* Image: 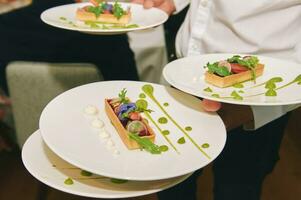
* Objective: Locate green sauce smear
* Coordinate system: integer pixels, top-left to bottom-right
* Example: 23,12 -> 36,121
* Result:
59,17 -> 67,21
231,91 -> 243,100
163,102 -> 169,107
203,87 -> 213,92
142,84 -> 210,159
185,126 -> 192,131
139,93 -> 146,98
136,99 -> 179,154
212,94 -> 220,98
265,89 -> 277,96
177,137 -> 186,144
265,82 -> 276,89
64,178 -> 74,185
159,145 -> 169,152
85,21 -> 139,30
81,170 -> 93,177
202,143 -> 210,148
233,83 -> 244,88
253,76 -> 283,88
158,117 -> 168,124
110,178 -> 128,184
276,74 -> 301,90
162,130 -> 170,135
238,90 -> 244,93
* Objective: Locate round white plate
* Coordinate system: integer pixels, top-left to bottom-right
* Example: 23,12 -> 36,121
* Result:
22,131 -> 192,199
163,54 -> 301,106
39,81 -> 226,181
41,2 -> 168,35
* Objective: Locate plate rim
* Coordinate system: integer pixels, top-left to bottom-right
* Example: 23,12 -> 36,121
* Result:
163,53 -> 301,106
22,130 -> 193,199
39,80 -> 227,181
40,2 -> 169,34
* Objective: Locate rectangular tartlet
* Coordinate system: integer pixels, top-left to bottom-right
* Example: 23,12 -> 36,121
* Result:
76,8 -> 131,24
205,64 -> 265,88
104,99 -> 155,149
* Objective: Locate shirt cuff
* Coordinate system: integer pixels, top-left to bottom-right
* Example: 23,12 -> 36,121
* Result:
172,0 -> 189,14
244,104 -> 301,130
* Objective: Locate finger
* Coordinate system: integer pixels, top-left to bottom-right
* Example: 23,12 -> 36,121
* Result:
144,0 -> 154,8
131,0 -> 144,4
201,99 -> 222,112
152,0 -> 165,6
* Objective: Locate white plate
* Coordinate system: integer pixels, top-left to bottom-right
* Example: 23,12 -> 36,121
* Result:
22,131 -> 192,199
39,81 -> 226,181
41,2 -> 168,35
163,54 -> 301,106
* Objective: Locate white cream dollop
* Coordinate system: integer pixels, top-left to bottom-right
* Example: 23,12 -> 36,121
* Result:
84,105 -> 98,115
92,118 -> 104,129
99,129 -> 110,139
113,149 -> 120,155
107,139 -> 115,147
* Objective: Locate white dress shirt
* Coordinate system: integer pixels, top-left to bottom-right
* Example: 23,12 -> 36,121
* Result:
173,0 -> 301,129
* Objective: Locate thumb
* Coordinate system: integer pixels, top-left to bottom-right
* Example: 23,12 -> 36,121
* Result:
201,99 -> 222,112
144,0 -> 155,8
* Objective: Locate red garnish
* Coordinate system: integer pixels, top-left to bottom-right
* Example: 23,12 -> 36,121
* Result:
89,0 -> 100,6
103,10 -> 111,14
231,63 -> 248,74
129,112 -> 141,121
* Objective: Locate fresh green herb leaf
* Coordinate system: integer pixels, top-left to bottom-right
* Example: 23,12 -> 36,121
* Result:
128,133 -> 161,154
118,88 -> 129,104
113,1 -> 125,19
87,5 -> 105,17
206,62 -> 231,77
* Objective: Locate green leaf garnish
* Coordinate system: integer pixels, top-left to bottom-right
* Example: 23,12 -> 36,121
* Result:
113,1 -> 125,19
118,88 -> 129,104
227,55 -> 259,82
128,133 -> 161,154
206,62 -> 231,77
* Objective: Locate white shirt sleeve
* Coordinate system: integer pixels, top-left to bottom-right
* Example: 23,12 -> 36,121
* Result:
245,104 -> 301,130
172,0 -> 190,14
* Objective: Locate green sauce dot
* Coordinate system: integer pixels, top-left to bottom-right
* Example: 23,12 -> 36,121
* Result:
265,89 -> 277,96
231,91 -> 243,100
203,87 -> 213,92
177,137 -> 186,144
159,145 -> 169,152
294,74 -> 301,82
202,143 -> 210,148
139,93 -> 146,98
158,117 -> 168,124
238,90 -> 244,93
162,130 -> 170,135
136,99 -> 148,109
212,94 -> 220,98
110,178 -> 128,184
265,82 -> 276,89
233,83 -> 244,88
185,126 -> 192,131
81,170 -> 93,177
59,17 -> 67,20
64,178 -> 74,185
163,102 -> 169,107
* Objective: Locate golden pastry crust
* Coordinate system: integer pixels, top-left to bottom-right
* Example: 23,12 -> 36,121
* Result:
205,64 -> 265,88
104,99 -> 155,149
76,7 -> 131,24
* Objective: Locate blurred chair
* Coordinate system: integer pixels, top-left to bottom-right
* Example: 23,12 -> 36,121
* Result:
128,26 -> 168,84
6,61 -> 102,147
